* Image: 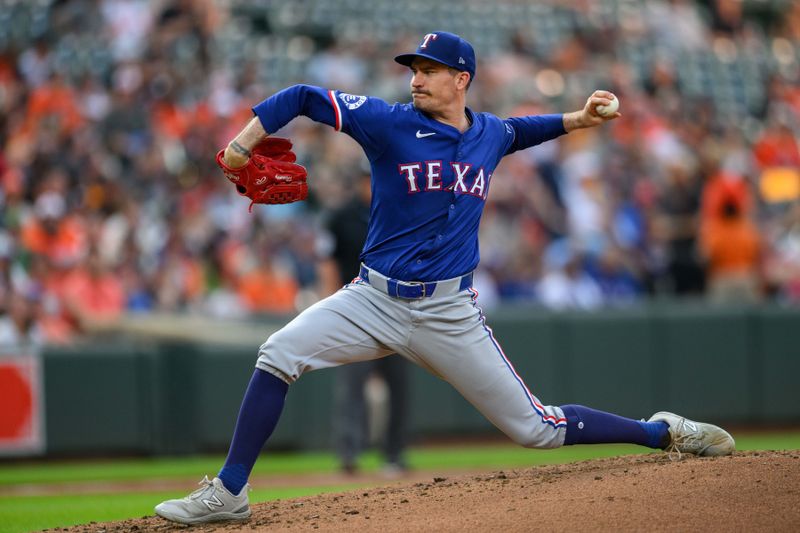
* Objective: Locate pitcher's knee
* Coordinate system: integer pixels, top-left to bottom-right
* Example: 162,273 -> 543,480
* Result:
256,331 -> 299,384
512,426 -> 566,449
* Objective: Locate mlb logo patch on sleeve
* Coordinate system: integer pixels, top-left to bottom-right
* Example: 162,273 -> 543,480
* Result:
338,93 -> 367,110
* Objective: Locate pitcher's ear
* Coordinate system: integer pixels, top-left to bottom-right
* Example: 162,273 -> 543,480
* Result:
458,71 -> 471,90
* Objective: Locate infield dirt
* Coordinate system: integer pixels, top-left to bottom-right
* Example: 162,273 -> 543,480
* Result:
55,450 -> 799,532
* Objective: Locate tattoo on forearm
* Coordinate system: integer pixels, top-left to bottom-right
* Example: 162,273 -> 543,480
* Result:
231,141 -> 251,157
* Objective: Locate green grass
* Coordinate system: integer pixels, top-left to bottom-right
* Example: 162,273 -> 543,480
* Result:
0,486 -> 360,533
1,431 -> 798,533
0,453 -> 342,486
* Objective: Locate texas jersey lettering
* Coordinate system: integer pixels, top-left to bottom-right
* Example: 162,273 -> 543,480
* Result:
253,85 -> 566,281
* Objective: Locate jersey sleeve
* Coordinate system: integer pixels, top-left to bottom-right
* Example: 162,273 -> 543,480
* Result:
252,84 -> 336,133
252,84 -> 391,160
330,90 -> 392,160
503,114 -> 567,155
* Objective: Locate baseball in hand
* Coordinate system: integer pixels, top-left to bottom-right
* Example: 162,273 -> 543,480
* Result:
596,95 -> 619,117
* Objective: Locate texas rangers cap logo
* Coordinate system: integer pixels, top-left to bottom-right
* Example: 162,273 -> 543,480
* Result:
420,33 -> 438,48
394,31 -> 476,80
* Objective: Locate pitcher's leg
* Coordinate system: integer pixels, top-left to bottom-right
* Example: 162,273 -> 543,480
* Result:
560,404 -> 669,448
409,293 -> 670,450
407,296 -> 567,449
221,286 -> 397,494
257,284 -> 397,382
218,369 -> 288,494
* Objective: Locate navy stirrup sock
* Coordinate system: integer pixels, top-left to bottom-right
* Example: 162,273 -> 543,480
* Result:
560,404 -> 669,449
218,369 -> 289,495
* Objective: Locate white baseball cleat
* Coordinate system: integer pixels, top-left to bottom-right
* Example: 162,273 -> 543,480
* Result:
648,411 -> 735,458
154,476 -> 251,524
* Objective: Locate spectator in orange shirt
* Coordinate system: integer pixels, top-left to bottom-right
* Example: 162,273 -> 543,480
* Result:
699,196 -> 762,304
236,249 -> 298,315
701,171 -> 753,223
20,192 -> 87,268
24,73 -> 84,136
61,248 -> 125,333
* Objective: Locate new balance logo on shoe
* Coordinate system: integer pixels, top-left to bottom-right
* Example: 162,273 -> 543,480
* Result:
155,476 -> 250,525
202,495 -> 224,511
416,130 -> 436,138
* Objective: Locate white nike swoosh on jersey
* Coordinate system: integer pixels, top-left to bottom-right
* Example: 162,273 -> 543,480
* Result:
416,130 -> 436,138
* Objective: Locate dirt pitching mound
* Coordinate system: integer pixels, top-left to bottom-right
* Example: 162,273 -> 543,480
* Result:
58,451 -> 799,532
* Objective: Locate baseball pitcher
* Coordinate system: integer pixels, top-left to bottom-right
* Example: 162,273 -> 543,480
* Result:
155,31 -> 734,525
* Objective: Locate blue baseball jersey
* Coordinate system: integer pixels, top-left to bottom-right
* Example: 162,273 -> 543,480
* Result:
253,85 -> 566,282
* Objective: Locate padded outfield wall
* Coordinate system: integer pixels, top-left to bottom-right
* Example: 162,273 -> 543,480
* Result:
33,304 -> 800,456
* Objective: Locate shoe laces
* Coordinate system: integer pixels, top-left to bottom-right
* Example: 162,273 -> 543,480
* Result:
665,440 -> 683,461
664,417 -> 703,461
188,476 -> 216,500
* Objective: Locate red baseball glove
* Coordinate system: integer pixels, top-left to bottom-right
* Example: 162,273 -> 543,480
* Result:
216,137 -> 308,211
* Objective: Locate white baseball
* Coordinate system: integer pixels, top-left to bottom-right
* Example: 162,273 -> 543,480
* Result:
596,95 -> 619,117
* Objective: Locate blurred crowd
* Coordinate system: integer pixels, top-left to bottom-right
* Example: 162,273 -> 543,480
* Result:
1,0 -> 799,346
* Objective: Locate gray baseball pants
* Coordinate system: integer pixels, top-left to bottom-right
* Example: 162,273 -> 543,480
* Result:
256,275 -> 566,449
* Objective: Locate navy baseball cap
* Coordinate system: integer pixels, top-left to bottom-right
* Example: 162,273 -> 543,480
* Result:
394,31 -> 476,80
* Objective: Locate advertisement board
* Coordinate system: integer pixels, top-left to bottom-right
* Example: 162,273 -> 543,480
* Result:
0,350 -> 44,455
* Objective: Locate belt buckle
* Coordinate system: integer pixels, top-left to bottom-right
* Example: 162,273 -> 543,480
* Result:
399,280 -> 426,299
